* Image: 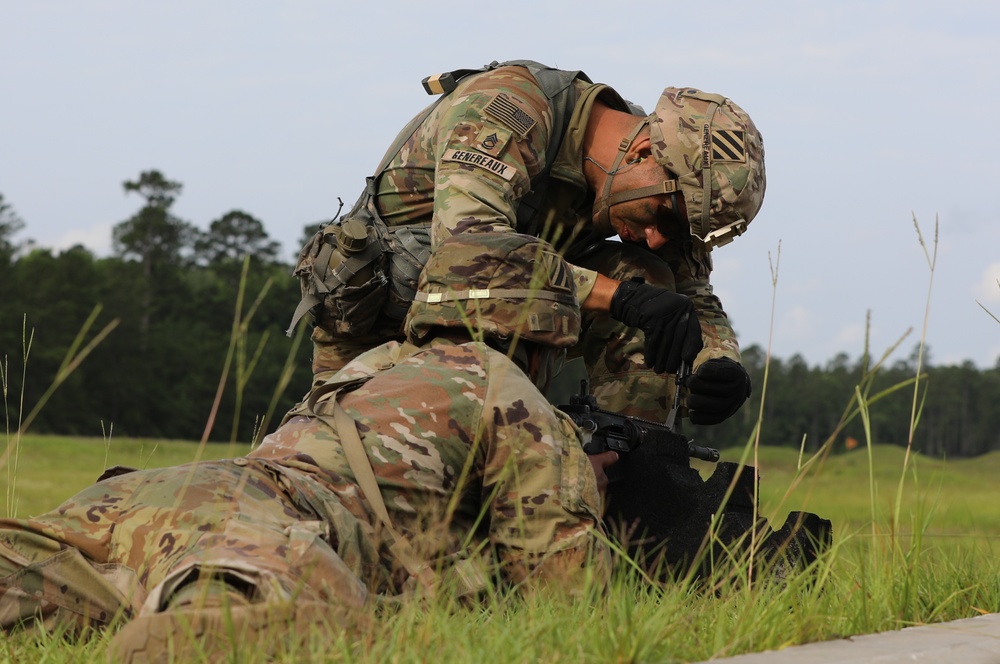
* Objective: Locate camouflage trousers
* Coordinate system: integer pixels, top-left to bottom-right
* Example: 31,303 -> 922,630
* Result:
309,240 -> 678,421
0,459 -> 370,633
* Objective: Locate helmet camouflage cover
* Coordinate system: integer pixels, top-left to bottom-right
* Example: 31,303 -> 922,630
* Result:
649,87 -> 766,250
405,232 -> 580,348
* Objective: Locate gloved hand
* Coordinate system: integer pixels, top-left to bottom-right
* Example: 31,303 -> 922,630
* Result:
686,358 -> 752,425
609,277 -> 703,374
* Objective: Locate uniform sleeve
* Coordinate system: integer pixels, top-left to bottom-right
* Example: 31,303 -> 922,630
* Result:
477,352 -> 610,591
659,239 -> 742,368
424,68 -> 600,302
425,67 -> 552,245
571,265 -> 599,304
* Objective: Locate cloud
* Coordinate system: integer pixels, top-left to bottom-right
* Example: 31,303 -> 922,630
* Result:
775,306 -> 817,342
53,223 -> 113,256
977,262 -> 1000,303
833,322 -> 868,349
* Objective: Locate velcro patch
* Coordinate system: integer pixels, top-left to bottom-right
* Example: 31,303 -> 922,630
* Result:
484,93 -> 537,137
541,250 -> 574,293
710,130 -> 746,162
473,124 -> 512,158
442,149 -> 517,181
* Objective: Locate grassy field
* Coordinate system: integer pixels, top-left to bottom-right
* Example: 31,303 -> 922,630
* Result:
2,433 -> 999,662
3,434 -> 253,519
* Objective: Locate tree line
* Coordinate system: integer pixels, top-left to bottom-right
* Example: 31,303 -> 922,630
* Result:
688,346 -> 1000,458
1,172 -> 315,443
2,173 -> 999,456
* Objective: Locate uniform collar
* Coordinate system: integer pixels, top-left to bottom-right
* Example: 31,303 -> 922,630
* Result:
549,82 -> 634,194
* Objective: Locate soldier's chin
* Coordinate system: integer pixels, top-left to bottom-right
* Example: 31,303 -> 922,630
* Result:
617,228 -> 645,245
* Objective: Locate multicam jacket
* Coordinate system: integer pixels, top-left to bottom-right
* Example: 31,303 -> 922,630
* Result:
368,61 -> 740,365
253,336 -> 609,589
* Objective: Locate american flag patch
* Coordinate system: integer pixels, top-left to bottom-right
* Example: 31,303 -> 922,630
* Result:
484,94 -> 536,137
711,130 -> 746,162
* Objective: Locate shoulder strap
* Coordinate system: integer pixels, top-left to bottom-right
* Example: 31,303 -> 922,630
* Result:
298,373 -> 439,595
368,60 -> 590,216
336,63 -> 505,227
368,62 -> 506,187
325,61 -> 587,300
329,399 -> 441,594
296,344 -> 488,597
492,60 -> 591,236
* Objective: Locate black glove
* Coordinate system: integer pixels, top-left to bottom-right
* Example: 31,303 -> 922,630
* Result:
609,277 -> 703,374
686,358 -> 752,425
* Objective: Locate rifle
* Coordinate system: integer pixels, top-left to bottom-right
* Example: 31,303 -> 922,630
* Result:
558,380 -> 719,464
557,378 -> 831,581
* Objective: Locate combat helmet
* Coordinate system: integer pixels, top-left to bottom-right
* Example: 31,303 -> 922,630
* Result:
405,232 -> 580,348
649,87 -> 766,250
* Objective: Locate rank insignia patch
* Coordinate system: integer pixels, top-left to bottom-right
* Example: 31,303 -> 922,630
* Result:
473,124 -> 512,158
484,93 -> 537,137
710,130 -> 746,163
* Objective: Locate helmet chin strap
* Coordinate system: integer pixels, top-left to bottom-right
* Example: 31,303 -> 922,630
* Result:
696,99 -> 722,244
592,118 -> 680,229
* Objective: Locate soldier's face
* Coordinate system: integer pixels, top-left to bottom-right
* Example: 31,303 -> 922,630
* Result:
613,200 -> 667,248
602,155 -> 688,250
611,195 -> 687,250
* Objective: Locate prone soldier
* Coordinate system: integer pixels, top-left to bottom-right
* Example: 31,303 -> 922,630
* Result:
0,233 -> 615,662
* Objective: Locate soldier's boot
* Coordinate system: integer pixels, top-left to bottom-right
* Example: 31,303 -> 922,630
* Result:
107,580 -> 362,663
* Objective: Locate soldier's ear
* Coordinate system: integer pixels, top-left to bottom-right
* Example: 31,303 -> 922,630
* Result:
626,132 -> 653,161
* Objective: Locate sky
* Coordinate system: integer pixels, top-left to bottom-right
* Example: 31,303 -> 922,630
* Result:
3,0 -> 1000,369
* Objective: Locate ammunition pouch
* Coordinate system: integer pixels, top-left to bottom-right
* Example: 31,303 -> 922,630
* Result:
287,59 -> 592,339
287,201 -> 433,338
384,224 -> 432,320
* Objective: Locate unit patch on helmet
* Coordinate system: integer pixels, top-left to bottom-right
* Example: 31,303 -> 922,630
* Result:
484,93 -> 537,137
710,129 -> 746,163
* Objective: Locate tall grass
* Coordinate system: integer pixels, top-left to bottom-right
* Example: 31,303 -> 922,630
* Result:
4,215 -> 999,662
2,306 -> 119,518
17,304 -> 120,435
0,316 -> 29,518
199,254 -> 308,449
200,254 -> 273,447
4,450 -> 998,663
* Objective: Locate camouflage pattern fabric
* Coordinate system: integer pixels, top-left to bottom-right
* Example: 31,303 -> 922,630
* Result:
0,459 -> 368,632
0,337 -> 608,633
263,337 -> 609,589
567,240 -> 733,420
405,232 -> 580,350
309,63 -> 742,421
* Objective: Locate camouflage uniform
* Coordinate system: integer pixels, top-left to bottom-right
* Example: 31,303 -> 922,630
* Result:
259,337 -> 608,589
308,63 -> 741,420
0,460 -> 368,632
0,339 -> 607,633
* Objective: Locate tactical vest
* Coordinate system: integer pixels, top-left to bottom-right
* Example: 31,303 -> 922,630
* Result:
288,60 -> 592,337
